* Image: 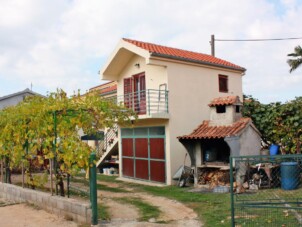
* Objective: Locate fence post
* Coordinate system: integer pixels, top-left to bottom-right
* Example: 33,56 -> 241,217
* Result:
0,158 -> 3,183
5,157 -> 9,183
53,111 -> 58,195
89,152 -> 98,225
230,156 -> 235,227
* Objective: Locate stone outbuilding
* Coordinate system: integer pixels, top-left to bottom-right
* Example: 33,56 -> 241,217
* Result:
178,96 -> 261,185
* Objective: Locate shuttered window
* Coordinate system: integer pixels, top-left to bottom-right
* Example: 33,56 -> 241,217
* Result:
219,75 -> 228,93
124,77 -> 133,108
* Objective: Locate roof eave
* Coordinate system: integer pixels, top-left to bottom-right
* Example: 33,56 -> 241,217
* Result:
101,39 -> 151,80
0,89 -> 44,101
151,52 -> 246,72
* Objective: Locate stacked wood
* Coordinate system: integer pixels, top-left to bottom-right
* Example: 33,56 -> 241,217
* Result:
198,168 -> 230,189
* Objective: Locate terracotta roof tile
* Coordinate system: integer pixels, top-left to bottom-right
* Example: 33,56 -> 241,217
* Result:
99,84 -> 117,94
208,96 -> 241,106
123,38 -> 245,71
90,82 -> 117,95
89,81 -> 116,90
178,117 -> 251,140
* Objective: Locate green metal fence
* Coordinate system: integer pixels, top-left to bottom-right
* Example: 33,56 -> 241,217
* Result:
230,154 -> 302,227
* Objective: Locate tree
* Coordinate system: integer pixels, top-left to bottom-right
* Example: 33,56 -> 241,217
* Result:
287,45 -> 302,73
243,95 -> 302,154
0,89 -> 135,191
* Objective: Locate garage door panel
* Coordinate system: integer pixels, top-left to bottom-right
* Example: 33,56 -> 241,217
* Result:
150,138 -> 165,159
135,138 -> 148,158
150,161 -> 165,183
122,158 -> 134,177
122,138 -> 133,157
135,159 -> 149,180
121,127 -> 165,183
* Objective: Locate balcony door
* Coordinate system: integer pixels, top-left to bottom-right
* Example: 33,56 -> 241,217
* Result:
134,73 -> 146,114
124,73 -> 146,114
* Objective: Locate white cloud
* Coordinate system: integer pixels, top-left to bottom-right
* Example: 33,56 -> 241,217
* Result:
0,0 -> 301,103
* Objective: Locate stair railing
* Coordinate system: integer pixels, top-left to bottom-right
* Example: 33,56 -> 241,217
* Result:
103,124 -> 118,153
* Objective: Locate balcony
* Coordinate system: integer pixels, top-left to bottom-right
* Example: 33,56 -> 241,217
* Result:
113,89 -> 169,119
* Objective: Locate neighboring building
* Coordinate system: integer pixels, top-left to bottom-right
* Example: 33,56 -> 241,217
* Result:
178,96 -> 261,186
89,81 -> 117,99
99,38 -> 246,185
0,88 -> 43,110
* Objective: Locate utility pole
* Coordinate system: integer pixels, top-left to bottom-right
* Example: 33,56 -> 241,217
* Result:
210,34 -> 215,56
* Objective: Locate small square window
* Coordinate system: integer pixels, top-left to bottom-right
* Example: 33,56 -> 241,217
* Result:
236,105 -> 240,113
219,75 -> 228,93
216,106 -> 226,113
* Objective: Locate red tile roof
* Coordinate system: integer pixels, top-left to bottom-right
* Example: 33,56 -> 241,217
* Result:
99,84 -> 117,94
90,82 -> 117,95
209,96 -> 241,107
89,81 -> 116,90
123,38 -> 245,71
178,118 -> 251,140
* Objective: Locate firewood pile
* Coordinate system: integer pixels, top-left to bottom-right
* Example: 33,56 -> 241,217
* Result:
198,168 -> 230,188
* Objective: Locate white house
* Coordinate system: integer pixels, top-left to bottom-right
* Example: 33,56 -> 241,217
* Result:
99,38 -> 246,185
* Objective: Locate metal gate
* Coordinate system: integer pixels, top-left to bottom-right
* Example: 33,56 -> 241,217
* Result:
230,154 -> 302,227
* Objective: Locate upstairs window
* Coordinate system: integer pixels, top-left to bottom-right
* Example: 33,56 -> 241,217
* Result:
219,75 -> 228,93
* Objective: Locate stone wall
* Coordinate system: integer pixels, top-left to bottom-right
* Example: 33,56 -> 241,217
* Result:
0,183 -> 91,224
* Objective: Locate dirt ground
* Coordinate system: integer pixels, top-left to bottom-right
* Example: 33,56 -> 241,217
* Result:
2,175 -> 203,226
98,181 -> 203,227
0,198 -> 79,227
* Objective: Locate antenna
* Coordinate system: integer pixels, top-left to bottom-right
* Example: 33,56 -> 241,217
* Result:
30,83 -> 33,91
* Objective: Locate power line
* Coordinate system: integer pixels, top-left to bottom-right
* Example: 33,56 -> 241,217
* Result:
215,37 -> 302,42
210,34 -> 302,56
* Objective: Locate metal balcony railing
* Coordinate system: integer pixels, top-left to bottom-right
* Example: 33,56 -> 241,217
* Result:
108,89 -> 169,115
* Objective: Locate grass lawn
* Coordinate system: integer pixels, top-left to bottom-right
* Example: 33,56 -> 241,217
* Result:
95,175 -> 302,226
116,197 -> 162,222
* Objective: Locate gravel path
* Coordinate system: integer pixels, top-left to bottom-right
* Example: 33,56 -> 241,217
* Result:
98,181 -> 203,226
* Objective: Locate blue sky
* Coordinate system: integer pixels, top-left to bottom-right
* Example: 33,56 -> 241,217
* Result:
0,0 -> 302,103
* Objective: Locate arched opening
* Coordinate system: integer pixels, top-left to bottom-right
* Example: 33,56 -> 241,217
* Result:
201,138 -> 230,163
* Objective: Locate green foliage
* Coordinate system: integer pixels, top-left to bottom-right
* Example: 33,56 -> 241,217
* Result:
26,171 -> 49,189
243,95 -> 302,153
0,89 -> 135,177
98,203 -> 111,221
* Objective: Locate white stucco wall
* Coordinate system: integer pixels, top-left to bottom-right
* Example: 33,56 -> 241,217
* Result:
116,55 -> 167,96
165,61 -> 243,184
239,126 -> 261,156
106,50 -> 243,185
209,105 -> 242,126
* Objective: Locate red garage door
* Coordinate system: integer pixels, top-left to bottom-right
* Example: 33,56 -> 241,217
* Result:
121,127 -> 165,183
149,138 -> 165,182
